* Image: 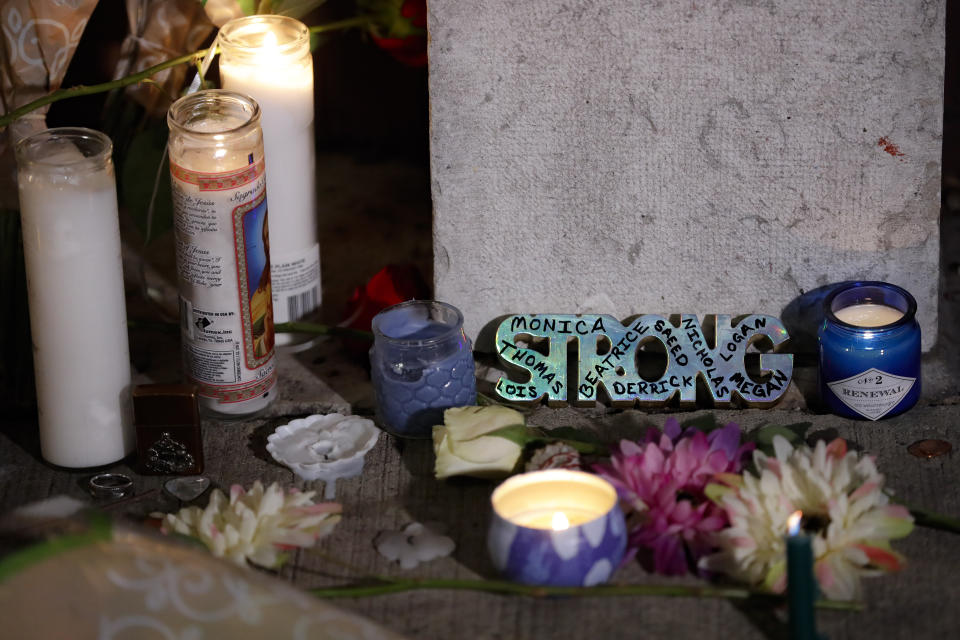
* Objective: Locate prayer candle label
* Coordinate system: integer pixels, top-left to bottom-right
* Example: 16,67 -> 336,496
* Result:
493,314 -> 793,407
825,368 -> 916,420
171,159 -> 277,404
270,243 -> 322,323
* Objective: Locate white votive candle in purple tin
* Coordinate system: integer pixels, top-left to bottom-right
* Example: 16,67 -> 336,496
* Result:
487,470 -> 627,587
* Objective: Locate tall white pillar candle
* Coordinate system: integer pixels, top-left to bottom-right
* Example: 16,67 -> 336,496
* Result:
15,128 -> 134,467
219,16 -> 320,348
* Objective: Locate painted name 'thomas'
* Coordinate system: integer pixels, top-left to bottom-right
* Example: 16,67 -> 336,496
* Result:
492,313 -> 793,408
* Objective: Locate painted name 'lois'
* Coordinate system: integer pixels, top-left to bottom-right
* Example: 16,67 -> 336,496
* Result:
493,314 -> 793,408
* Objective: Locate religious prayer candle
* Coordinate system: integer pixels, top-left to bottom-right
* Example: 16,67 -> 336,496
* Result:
15,128 -> 134,467
786,511 -> 818,640
488,470 -> 627,587
167,90 -> 277,417
369,300 -> 476,437
219,16 -> 321,348
818,281 -> 920,420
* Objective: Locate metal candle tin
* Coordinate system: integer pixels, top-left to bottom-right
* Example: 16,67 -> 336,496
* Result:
818,281 -> 921,420
487,470 -> 627,587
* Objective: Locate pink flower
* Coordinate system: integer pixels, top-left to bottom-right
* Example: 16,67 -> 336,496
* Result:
593,419 -> 753,575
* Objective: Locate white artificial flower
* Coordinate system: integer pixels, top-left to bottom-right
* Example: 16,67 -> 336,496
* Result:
432,406 -> 525,479
157,481 -> 341,569
700,436 -> 913,600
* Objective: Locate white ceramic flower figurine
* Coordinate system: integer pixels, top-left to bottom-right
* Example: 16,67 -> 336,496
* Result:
432,405 -> 525,479
157,481 -> 341,569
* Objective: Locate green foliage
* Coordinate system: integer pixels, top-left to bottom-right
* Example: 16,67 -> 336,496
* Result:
680,413 -> 722,433
120,125 -> 173,243
481,424 -> 608,456
242,0 -> 328,18
356,0 -> 425,38
751,422 -> 811,456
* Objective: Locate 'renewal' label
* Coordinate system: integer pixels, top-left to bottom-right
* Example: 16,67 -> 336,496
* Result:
826,368 -> 916,420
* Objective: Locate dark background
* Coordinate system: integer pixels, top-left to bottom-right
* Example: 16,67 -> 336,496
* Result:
48,0 -> 429,160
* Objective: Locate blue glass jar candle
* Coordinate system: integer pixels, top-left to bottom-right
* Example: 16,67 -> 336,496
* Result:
818,281 -> 920,420
370,300 -> 477,437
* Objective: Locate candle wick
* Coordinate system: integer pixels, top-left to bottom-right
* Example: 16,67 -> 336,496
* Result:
800,513 -> 830,533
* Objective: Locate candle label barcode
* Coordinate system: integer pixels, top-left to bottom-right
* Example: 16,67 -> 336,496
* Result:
171,157 -> 277,404
270,243 -> 322,323
826,368 -> 916,420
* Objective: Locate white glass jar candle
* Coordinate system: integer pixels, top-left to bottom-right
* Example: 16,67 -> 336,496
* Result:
15,128 -> 134,467
167,90 -> 277,417
219,15 -> 320,348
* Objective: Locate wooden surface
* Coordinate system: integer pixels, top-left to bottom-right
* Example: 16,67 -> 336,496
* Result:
2,335 -> 959,639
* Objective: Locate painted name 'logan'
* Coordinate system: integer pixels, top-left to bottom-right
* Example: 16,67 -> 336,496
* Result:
493,313 -> 793,408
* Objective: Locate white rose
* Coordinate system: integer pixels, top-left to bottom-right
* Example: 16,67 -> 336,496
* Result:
432,406 -> 525,479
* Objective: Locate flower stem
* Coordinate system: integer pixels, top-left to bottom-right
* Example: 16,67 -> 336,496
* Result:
309,577 -> 862,611
127,318 -> 373,341
0,17 -> 374,129
907,505 -> 960,534
0,49 -> 210,129
275,321 -> 373,341
309,16 -> 373,34
885,494 -> 960,535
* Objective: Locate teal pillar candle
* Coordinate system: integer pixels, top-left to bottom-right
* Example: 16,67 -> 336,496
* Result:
786,511 -> 818,640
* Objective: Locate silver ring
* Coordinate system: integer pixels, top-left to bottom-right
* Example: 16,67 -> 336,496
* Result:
88,473 -> 134,499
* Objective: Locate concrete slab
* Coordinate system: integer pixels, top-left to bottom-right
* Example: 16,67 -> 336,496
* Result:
429,1 -> 944,350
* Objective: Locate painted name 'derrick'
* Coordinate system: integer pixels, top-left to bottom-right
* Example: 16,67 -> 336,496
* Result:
493,314 -> 793,407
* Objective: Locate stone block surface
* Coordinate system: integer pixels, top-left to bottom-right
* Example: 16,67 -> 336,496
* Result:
429,1 -> 944,350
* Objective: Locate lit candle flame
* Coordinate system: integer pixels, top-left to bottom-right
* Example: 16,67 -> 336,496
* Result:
263,30 -> 278,49
787,510 -> 802,537
551,511 -> 570,531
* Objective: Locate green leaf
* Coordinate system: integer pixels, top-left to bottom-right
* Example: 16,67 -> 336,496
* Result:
120,126 -> 173,243
0,512 -> 112,583
545,426 -> 602,444
704,482 -> 730,504
680,413 -> 721,432
476,424 -> 535,448
270,0 -> 328,18
751,422 -> 811,455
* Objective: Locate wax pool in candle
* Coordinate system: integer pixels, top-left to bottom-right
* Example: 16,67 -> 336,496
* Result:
834,303 -> 904,327
17,132 -> 134,467
509,508 -> 602,530
219,17 -> 321,341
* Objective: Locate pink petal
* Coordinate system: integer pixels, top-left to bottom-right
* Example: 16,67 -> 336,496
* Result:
653,534 -> 688,575
850,481 -> 880,501
855,544 -> 904,571
814,559 -> 835,590
826,438 -> 847,459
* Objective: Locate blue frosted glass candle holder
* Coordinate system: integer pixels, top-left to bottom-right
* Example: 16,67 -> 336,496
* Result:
818,281 -> 921,420
488,470 -> 627,587
369,300 -> 477,437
